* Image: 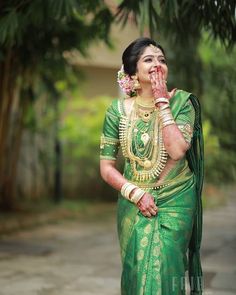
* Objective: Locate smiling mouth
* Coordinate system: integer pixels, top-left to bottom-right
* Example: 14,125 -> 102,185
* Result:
149,66 -> 162,74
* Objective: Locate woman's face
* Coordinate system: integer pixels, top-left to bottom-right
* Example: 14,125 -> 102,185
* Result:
136,45 -> 168,84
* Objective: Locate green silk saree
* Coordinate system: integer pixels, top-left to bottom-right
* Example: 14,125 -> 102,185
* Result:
100,90 -> 204,295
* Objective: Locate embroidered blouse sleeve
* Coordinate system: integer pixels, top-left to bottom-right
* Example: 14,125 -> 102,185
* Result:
100,99 -> 120,160
175,97 -> 195,145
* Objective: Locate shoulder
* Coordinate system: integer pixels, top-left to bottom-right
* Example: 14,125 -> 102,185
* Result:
170,89 -> 191,104
170,89 -> 199,117
105,98 -> 124,119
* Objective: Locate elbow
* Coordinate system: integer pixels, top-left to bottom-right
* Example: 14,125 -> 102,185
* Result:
170,152 -> 185,161
169,147 -> 188,161
168,141 -> 189,161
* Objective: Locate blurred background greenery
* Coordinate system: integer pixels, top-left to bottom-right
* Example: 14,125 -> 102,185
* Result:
0,0 -> 235,215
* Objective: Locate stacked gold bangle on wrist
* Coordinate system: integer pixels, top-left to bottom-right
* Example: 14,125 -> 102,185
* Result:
121,182 -> 137,200
154,97 -> 169,105
155,97 -> 175,127
121,182 -> 145,204
130,188 -> 146,204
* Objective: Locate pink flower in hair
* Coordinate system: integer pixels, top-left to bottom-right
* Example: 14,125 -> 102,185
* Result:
117,65 -> 136,97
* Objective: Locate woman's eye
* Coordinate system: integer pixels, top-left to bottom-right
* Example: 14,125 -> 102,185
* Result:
160,59 -> 167,64
144,58 -> 153,62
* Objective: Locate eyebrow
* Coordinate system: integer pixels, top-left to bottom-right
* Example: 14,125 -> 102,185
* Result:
142,54 -> 165,60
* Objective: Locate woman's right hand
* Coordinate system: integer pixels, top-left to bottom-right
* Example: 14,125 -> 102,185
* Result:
137,193 -> 158,217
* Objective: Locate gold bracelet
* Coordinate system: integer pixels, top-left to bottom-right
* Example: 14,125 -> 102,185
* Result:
154,97 -> 169,105
120,182 -> 129,196
130,188 -> 145,204
161,114 -> 174,122
124,184 -> 137,199
159,110 -> 172,118
159,104 -> 170,111
162,119 -> 175,127
121,182 -> 137,200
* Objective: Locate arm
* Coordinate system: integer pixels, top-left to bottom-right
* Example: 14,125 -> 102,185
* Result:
162,123 -> 190,161
150,67 -> 193,160
100,100 -> 157,217
100,158 -> 158,217
100,159 -> 126,191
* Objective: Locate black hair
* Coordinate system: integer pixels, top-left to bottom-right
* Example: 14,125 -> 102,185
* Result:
122,37 -> 165,76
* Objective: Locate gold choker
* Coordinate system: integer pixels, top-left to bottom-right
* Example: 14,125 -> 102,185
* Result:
136,96 -> 155,108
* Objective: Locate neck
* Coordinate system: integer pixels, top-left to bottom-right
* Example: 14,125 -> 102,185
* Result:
136,86 -> 155,108
137,85 -> 154,101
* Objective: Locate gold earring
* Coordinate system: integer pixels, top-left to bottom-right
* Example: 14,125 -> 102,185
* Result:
131,74 -> 141,90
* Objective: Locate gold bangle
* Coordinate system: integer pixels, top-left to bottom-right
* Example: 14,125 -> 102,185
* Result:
124,185 -> 137,200
120,182 -> 129,196
130,188 -> 145,204
121,182 -> 137,200
159,104 -> 170,111
162,120 -> 175,127
159,110 -> 172,117
161,114 -> 173,123
154,97 -> 169,105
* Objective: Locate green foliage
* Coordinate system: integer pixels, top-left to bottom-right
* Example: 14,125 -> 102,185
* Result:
117,0 -> 236,48
0,0 -> 113,47
199,35 -> 236,182
0,0 -> 113,88
202,120 -> 220,182
60,92 -> 111,187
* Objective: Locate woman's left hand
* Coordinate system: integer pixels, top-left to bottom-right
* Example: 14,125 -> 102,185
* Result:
149,66 -> 176,101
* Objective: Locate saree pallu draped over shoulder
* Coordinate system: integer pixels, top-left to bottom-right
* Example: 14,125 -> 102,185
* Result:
101,90 -> 204,295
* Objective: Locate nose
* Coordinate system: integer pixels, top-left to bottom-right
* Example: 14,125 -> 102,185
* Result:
152,60 -> 162,73
153,58 -> 161,68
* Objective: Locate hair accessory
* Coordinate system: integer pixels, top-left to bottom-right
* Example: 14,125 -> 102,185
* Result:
149,44 -> 159,53
117,65 -> 137,97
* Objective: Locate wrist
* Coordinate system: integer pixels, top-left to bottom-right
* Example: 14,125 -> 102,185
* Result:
154,97 -> 169,108
156,102 -> 166,108
120,182 -> 145,204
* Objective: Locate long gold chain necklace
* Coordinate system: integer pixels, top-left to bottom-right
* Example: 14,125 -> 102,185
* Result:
119,98 -> 168,182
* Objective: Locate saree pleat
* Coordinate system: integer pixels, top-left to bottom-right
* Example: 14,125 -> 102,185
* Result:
118,172 -> 197,295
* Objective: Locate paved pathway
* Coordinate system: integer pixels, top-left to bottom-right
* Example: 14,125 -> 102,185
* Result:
0,197 -> 235,295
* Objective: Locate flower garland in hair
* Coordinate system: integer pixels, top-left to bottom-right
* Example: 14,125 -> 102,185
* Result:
117,65 -> 137,97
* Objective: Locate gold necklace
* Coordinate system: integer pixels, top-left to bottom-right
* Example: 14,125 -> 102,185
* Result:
135,96 -> 155,122
136,95 -> 155,108
119,100 -> 168,182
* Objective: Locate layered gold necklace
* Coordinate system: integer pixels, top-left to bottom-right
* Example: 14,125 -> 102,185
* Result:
119,96 -> 168,182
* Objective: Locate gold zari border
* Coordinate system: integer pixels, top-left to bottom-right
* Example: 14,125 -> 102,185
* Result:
100,134 -> 120,149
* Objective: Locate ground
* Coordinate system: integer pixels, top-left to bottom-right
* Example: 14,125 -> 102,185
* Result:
0,195 -> 235,295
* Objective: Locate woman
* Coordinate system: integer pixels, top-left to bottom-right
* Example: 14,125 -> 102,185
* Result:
100,37 -> 204,295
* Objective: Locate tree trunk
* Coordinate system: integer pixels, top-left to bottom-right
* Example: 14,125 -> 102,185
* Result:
53,92 -> 63,203
0,50 -> 29,211
0,50 -> 18,210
